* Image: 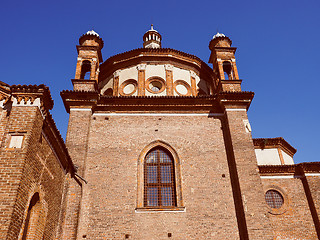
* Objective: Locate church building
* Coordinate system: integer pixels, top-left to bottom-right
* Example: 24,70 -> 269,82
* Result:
0,26 -> 319,239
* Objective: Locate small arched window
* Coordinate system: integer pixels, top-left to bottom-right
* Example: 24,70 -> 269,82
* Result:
222,61 -> 233,80
144,147 -> 176,207
21,193 -> 40,240
80,60 -> 91,79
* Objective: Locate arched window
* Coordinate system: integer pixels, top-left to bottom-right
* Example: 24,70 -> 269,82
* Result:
222,61 -> 233,80
80,60 -> 91,79
21,193 -> 40,240
144,147 -> 176,207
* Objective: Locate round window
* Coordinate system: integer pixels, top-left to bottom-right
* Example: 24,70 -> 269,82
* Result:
119,79 -> 137,96
123,83 -> 136,95
173,80 -> 191,96
265,190 -> 284,209
149,81 -> 162,92
146,77 -> 166,94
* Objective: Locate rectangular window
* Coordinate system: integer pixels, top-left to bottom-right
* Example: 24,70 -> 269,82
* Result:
9,135 -> 24,148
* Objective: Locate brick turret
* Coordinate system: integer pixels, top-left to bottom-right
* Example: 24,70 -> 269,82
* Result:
209,33 -> 241,92
73,30 -> 104,91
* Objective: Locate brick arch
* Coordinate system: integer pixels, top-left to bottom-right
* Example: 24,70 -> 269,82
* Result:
19,191 -> 48,240
136,140 -> 184,210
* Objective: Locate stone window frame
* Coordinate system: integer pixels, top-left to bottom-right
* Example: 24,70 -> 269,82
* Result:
136,140 -> 185,212
173,80 -> 192,96
264,185 -> 288,215
145,77 -> 166,94
7,132 -> 26,149
119,79 -> 138,96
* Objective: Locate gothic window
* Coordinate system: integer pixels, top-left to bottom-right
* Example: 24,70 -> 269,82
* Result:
144,147 -> 176,207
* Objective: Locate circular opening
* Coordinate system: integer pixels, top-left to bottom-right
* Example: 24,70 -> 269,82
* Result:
173,80 -> 191,96
176,84 -> 188,95
149,81 -> 162,93
123,83 -> 135,95
146,77 -> 166,94
265,190 -> 284,209
119,79 -> 137,96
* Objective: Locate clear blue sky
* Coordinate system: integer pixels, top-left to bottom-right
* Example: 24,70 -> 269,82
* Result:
1,0 -> 319,163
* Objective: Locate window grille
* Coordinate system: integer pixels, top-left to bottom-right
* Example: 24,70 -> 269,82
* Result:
144,147 -> 176,207
265,190 -> 284,209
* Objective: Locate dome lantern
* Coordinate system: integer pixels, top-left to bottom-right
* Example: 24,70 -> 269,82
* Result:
143,25 -> 162,49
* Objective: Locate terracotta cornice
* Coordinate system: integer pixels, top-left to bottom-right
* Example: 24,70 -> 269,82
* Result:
218,91 -> 254,110
60,90 -> 99,113
253,137 -> 297,157
259,162 -> 320,175
11,84 -> 54,110
60,92 -> 224,113
79,33 -> 104,49
96,97 -> 222,113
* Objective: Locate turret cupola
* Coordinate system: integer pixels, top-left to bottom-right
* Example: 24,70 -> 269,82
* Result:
73,30 -> 104,91
208,32 -> 241,92
143,25 -> 162,49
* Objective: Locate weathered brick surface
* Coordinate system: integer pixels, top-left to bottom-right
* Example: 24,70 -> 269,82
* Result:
70,114 -> 239,239
223,109 -> 274,239
261,177 -> 318,239
60,109 -> 91,239
0,105 -> 69,240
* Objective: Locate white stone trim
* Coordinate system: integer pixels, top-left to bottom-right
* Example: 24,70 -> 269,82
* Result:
0,99 -> 7,109
92,113 -> 223,117
11,97 -> 45,119
305,173 -> 320,177
137,64 -> 147,71
135,208 -> 186,213
225,108 -> 247,112
164,64 -> 174,71
12,97 -> 41,107
189,70 -> 197,78
113,70 -> 121,77
260,175 -> 300,179
70,108 -> 92,112
243,119 -> 252,133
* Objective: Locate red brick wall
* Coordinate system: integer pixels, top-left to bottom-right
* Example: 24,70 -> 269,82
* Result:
60,109 -> 92,239
0,106 -> 68,239
67,113 -> 242,239
223,109 -> 274,239
261,177 -> 318,239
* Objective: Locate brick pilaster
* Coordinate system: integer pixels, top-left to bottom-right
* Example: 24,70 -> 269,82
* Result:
60,109 -> 91,240
165,64 -> 173,96
137,64 -> 146,96
223,108 -> 274,239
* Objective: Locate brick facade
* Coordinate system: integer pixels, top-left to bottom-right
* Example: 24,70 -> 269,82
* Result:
1,28 -> 319,239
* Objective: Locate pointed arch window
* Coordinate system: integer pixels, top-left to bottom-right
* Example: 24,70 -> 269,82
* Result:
144,147 -> 176,207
